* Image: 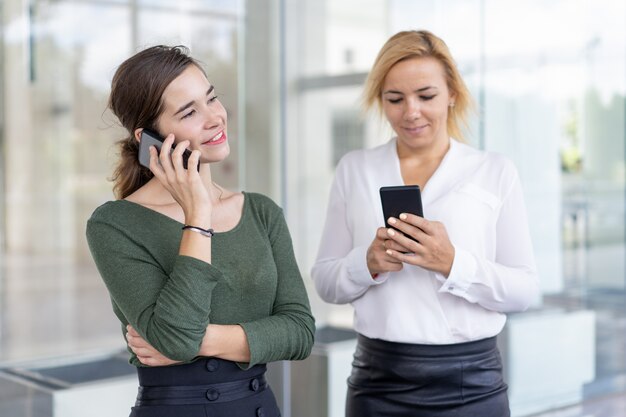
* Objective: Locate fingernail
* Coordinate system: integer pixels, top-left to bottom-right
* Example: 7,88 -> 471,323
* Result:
399,213 -> 407,220
386,249 -> 393,256
388,217 -> 396,225
387,229 -> 395,236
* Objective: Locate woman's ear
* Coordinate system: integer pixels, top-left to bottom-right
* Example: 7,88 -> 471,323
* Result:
134,128 -> 143,143
448,91 -> 457,107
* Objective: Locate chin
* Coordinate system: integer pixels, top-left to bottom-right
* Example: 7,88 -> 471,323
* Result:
202,147 -> 230,164
399,136 -> 433,148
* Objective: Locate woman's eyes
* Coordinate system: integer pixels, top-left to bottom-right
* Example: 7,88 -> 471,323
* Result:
181,110 -> 195,119
180,96 -> 219,120
387,95 -> 436,104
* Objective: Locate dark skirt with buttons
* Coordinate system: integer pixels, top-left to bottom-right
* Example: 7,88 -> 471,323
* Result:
346,334 -> 510,417
129,358 -> 280,417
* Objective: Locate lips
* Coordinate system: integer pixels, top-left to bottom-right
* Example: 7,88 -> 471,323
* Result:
202,131 -> 227,146
403,125 -> 428,135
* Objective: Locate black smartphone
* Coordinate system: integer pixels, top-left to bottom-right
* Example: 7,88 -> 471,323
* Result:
138,128 -> 197,171
379,185 -> 424,241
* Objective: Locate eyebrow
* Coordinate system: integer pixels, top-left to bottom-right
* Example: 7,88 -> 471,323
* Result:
383,86 -> 438,95
173,86 -> 215,116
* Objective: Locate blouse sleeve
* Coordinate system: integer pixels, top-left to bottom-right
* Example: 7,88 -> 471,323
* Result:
238,206 -> 315,368
311,158 -> 387,305
86,217 -> 223,362
437,167 -> 540,313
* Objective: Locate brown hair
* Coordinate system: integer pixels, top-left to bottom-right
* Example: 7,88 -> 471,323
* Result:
108,45 -> 204,199
363,30 -> 474,141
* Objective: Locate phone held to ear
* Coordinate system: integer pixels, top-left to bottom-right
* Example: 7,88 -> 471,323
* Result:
379,185 -> 423,242
138,128 -> 198,171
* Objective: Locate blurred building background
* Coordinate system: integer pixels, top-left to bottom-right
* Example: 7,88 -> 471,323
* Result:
0,0 -> 624,416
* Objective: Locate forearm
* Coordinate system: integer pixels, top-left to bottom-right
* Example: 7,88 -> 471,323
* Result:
312,245 -> 378,304
439,247 -> 539,312
198,324 -> 251,362
179,229 -> 212,264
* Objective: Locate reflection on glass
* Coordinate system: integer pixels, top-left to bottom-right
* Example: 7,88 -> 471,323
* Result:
0,0 -> 242,365
286,0 -> 625,415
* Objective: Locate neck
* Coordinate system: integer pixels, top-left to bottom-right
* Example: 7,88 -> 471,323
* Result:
198,163 -> 225,204
397,135 -> 450,163
145,163 -> 224,205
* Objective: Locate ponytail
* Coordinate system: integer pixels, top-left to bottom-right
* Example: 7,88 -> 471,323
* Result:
111,136 -> 153,199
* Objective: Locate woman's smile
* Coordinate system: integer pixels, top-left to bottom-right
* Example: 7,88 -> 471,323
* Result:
202,131 -> 227,146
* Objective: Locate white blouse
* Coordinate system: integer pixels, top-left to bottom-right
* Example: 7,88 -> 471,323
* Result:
311,138 -> 539,344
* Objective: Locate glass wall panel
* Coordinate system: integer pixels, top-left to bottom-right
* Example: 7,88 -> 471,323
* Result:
481,0 -> 626,403
285,0 -> 625,415
0,0 -> 624,415
0,0 -> 244,363
2,0 -> 132,362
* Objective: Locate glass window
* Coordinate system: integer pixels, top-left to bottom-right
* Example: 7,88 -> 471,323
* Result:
0,0 -> 243,363
284,0 -> 625,415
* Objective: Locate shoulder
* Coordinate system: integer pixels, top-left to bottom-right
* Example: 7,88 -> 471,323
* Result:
86,200 -> 146,239
453,139 -> 518,178
244,192 -> 285,224
244,192 -> 289,239
245,192 -> 282,211
88,200 -> 127,225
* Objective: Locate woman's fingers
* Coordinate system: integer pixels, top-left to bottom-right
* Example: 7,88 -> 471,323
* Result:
367,229 -> 406,275
187,149 -> 201,174
171,139 -> 191,177
387,218 -> 429,246
158,134 -> 176,174
384,217 -> 455,275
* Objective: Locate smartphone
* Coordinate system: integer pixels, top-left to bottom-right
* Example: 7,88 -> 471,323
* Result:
379,185 -> 424,241
138,128 -> 197,171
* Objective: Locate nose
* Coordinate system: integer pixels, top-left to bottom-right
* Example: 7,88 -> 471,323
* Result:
403,97 -> 421,121
201,106 -> 223,130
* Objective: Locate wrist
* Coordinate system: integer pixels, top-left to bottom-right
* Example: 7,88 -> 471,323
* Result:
185,214 -> 212,230
200,324 -> 219,357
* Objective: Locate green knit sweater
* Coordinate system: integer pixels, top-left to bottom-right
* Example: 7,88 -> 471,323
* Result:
86,192 -> 315,368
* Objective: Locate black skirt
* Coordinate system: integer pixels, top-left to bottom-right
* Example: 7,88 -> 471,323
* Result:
129,358 -> 281,417
346,334 -> 510,417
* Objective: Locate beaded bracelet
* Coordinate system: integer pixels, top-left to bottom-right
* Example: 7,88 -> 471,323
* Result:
182,225 -> 214,238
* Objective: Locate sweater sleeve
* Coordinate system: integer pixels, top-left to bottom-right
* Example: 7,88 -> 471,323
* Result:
238,205 -> 315,368
86,216 -> 223,362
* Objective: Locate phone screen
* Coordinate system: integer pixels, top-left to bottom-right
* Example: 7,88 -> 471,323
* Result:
138,128 -> 196,171
379,185 -> 423,240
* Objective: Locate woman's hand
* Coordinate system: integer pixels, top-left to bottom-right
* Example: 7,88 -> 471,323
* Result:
384,213 -> 455,277
126,325 -> 180,367
148,133 -> 211,226
366,227 -> 406,276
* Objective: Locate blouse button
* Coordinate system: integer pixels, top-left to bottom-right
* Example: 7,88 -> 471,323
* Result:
250,378 -> 260,391
256,407 -> 265,417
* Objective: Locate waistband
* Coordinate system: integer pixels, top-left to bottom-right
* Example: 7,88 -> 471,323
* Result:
135,358 -> 268,406
136,375 -> 268,406
136,357 -> 266,387
357,334 -> 498,359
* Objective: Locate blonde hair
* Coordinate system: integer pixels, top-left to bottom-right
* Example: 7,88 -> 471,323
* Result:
363,30 -> 474,141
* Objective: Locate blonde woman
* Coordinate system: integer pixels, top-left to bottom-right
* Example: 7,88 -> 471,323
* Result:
311,30 -> 539,416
